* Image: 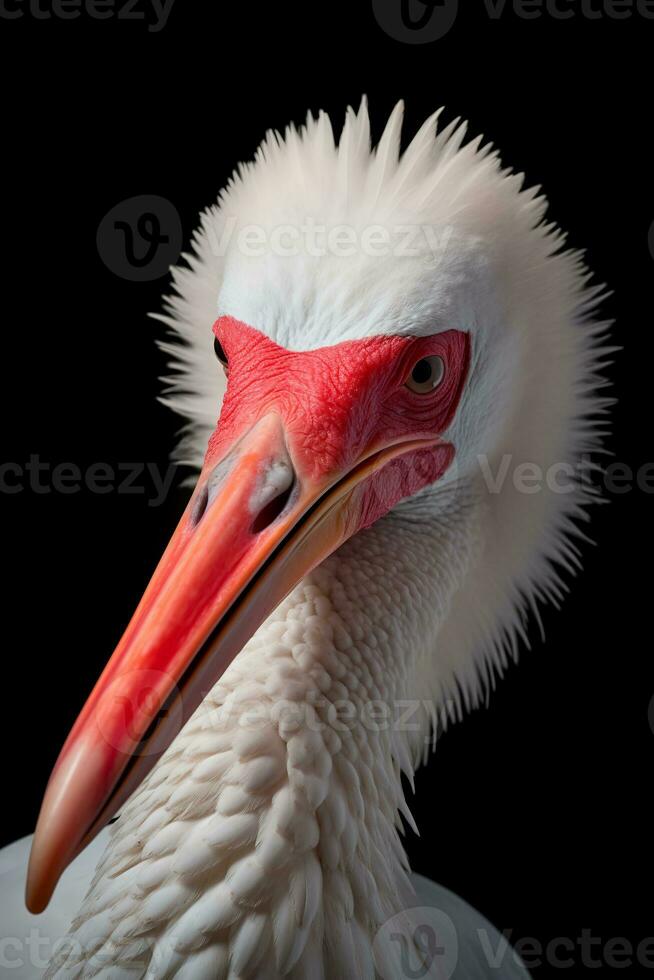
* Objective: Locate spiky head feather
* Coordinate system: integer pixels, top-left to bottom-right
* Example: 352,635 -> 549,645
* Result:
155,98 -> 611,714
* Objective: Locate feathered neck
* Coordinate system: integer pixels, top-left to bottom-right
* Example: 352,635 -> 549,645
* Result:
47,491 -> 480,978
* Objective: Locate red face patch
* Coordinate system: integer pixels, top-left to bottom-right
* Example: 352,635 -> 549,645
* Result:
206,316 -> 470,528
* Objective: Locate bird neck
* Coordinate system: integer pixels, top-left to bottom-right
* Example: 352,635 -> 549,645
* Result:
60,488 -> 479,976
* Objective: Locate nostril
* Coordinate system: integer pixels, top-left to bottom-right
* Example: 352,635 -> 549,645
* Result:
251,480 -> 295,533
189,451 -> 296,534
189,484 -> 208,527
189,453 -> 237,530
251,459 -> 296,534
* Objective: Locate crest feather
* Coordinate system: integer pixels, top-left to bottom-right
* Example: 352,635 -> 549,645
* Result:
154,102 -> 611,712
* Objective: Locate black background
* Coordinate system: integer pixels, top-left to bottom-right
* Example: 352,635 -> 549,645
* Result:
0,2 -> 652,976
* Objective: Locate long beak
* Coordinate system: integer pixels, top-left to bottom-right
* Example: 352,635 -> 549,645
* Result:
26,413 -> 446,913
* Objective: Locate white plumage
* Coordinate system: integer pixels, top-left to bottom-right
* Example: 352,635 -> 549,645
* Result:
2,99 -> 609,978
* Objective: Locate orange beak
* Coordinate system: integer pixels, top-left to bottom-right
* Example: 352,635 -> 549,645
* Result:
26,412 -> 446,913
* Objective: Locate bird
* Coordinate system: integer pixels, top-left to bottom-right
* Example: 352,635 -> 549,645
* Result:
0,98 -> 609,979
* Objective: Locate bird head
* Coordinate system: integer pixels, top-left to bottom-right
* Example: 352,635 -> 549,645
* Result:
26,100 -> 607,913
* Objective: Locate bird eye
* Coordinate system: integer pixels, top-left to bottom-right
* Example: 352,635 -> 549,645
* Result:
214,337 -> 228,370
405,355 -> 445,394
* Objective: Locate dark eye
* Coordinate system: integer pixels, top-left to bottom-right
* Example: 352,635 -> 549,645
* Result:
214,336 -> 228,370
405,355 -> 445,394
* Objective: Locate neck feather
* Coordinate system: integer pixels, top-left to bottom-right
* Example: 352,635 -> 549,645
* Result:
47,490 -> 479,979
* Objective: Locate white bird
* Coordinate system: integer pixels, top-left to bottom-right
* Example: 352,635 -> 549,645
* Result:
1,99 -> 608,979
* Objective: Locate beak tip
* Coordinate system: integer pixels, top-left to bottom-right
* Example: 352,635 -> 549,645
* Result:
25,847 -> 55,915
25,805 -> 68,914
25,887 -> 48,916
24,747 -> 96,915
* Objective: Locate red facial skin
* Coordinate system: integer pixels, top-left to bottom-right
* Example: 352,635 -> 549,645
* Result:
209,316 -> 470,529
